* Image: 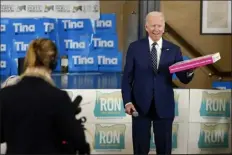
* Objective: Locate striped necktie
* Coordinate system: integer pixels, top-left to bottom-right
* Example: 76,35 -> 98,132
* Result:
150,42 -> 158,73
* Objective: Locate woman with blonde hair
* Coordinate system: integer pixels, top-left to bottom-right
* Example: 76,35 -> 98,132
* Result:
0,38 -> 90,154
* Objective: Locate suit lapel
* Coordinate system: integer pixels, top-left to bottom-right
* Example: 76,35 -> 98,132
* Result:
141,38 -> 153,68
158,39 -> 170,71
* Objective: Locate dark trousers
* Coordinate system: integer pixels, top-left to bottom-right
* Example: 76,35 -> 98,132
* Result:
132,100 -> 174,155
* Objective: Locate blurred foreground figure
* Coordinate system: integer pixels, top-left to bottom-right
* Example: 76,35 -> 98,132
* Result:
0,38 -> 90,154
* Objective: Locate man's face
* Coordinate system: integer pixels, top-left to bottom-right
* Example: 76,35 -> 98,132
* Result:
145,15 -> 165,42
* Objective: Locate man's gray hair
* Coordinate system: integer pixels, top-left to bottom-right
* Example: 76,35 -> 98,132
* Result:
145,11 -> 165,25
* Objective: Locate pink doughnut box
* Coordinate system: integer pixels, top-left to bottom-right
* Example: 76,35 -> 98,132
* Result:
169,52 -> 221,73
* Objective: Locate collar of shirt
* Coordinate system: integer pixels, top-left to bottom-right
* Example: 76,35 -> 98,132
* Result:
148,36 -> 163,51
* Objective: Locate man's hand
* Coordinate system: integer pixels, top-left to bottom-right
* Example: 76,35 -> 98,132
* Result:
188,67 -> 196,73
125,104 -> 136,115
187,68 -> 196,77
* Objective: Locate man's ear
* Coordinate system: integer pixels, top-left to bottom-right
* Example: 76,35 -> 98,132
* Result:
145,25 -> 148,32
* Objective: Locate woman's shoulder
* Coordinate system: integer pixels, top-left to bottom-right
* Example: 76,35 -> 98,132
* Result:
1,75 -> 21,88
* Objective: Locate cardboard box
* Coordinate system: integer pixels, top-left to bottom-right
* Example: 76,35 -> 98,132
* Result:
169,53 -> 221,73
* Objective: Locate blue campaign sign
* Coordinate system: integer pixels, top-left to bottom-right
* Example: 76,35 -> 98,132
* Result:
68,51 -> 98,72
59,33 -> 90,55
95,50 -> 122,72
212,81 -> 232,89
0,55 -> 11,76
0,18 -> 13,36
39,18 -> 57,39
57,18 -> 93,35
94,14 -> 116,34
11,18 -> 42,36
12,35 -> 37,58
90,33 -> 118,51
0,35 -> 11,57
9,58 -> 18,75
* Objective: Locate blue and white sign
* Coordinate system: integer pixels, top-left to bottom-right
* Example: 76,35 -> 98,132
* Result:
94,14 -> 116,34
96,50 -> 122,72
0,35 -> 11,57
0,55 -> 11,76
0,18 -> 13,36
11,18 -> 41,36
212,81 -> 232,89
68,52 -> 98,72
91,34 -> 118,51
59,33 -> 90,55
0,13 -> 122,76
12,35 -> 36,58
58,19 -> 93,35
39,18 -> 57,39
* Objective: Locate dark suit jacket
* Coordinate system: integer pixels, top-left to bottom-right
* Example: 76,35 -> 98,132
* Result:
121,38 -> 193,118
0,76 -> 87,154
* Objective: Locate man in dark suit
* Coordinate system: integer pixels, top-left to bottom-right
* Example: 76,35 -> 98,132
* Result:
121,11 -> 194,155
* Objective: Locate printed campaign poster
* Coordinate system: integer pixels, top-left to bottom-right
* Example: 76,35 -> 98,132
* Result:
189,89 -> 231,123
188,123 -> 231,154
173,89 -> 190,123
84,123 -> 133,154
1,1 -> 100,20
64,89 -> 132,123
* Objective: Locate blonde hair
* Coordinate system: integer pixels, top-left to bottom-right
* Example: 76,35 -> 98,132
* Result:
24,38 -> 58,71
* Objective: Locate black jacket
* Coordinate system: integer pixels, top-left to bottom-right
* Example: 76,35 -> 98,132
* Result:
0,76 -> 89,154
